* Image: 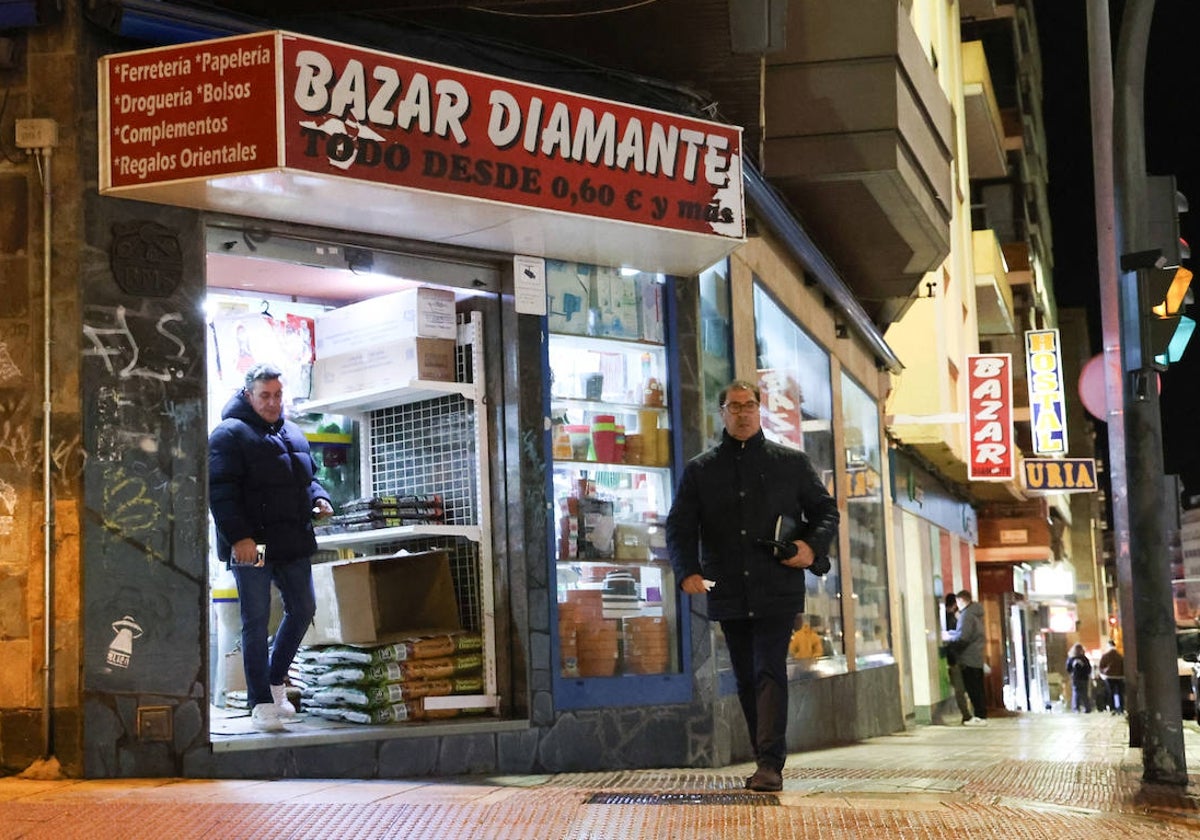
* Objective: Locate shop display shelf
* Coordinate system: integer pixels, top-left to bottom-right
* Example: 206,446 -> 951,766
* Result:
423,694 -> 499,712
304,431 -> 354,445
296,380 -> 477,415
316,523 -> 481,549
551,396 -> 669,414
548,332 -> 664,353
553,459 -> 671,473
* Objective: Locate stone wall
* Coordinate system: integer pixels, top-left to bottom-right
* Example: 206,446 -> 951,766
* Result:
0,5 -> 88,775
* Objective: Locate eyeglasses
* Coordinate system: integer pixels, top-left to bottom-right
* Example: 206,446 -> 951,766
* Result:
721,401 -> 760,414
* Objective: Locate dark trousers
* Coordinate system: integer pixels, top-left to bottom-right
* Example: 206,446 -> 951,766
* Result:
232,558 -> 317,707
948,662 -> 971,721
960,663 -> 987,719
719,614 -> 793,772
1105,677 -> 1125,712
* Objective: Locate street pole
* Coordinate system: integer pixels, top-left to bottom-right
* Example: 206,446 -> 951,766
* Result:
1110,0 -> 1187,784
1085,0 -> 1138,746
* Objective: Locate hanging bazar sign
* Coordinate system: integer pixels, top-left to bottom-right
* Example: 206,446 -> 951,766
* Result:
756,367 -> 804,452
97,31 -> 744,275
1022,457 -> 1097,493
965,353 -> 1014,481
1025,329 -> 1068,455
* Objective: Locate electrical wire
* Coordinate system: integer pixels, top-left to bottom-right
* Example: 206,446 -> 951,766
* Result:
466,0 -> 660,19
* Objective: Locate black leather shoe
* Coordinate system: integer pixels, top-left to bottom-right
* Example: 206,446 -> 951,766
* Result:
746,765 -> 783,792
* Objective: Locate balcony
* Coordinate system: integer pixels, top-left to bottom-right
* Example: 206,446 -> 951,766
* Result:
762,0 -> 954,330
962,41 -> 1008,180
974,229 -> 1016,336
960,0 -> 1003,20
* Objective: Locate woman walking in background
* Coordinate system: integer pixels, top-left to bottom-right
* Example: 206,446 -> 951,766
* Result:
1066,643 -> 1093,713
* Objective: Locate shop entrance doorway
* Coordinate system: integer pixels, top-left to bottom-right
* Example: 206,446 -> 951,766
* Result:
202,222 -> 505,744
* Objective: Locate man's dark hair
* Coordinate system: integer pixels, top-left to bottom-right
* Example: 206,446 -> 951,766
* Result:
718,380 -> 761,407
956,589 -> 974,603
244,362 -> 283,392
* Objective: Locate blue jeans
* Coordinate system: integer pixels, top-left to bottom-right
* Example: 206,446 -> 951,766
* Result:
720,614 -> 794,772
232,559 -> 316,707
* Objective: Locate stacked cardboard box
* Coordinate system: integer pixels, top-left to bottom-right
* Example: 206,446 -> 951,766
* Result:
311,287 -> 459,397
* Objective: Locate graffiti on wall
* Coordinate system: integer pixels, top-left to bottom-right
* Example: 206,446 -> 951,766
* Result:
0,339 -> 19,385
105,615 -> 143,670
0,478 -> 15,536
100,466 -> 162,541
0,394 -> 88,493
83,303 -> 189,383
0,394 -> 35,469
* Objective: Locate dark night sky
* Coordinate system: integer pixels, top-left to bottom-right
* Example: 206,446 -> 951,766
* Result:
1034,1 -> 1199,497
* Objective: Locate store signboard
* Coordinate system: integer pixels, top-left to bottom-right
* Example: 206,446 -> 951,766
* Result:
1022,457 -> 1097,493
98,32 -> 745,275
965,353 -> 1014,481
1025,329 -> 1068,455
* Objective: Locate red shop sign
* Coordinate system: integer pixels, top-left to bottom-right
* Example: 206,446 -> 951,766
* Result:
966,353 -> 1014,481
99,31 -> 744,241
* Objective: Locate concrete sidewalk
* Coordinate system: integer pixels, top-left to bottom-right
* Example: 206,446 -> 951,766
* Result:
1,712 -> 1198,839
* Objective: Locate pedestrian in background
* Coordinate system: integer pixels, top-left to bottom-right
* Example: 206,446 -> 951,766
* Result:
667,380 -> 839,792
943,589 -> 987,725
1066,643 -> 1094,713
942,592 -> 972,724
208,363 -> 334,732
1098,639 -> 1124,714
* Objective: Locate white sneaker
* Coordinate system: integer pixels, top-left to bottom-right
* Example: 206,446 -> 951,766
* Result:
963,717 -> 988,726
270,684 -> 297,717
250,703 -> 285,732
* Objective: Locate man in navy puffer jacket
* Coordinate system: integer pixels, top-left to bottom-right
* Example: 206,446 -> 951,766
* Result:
667,380 -> 839,792
209,363 -> 333,731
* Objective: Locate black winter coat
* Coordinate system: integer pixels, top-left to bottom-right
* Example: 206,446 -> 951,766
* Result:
1066,654 -> 1093,685
208,391 -> 330,564
666,430 -> 840,621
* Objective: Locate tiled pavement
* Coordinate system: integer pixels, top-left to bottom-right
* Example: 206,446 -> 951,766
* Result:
2,712 -> 1199,838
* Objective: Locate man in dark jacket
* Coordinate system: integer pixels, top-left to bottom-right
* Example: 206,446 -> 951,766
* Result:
209,363 -> 333,731
1098,639 -> 1124,713
666,380 -> 839,792
944,590 -> 987,725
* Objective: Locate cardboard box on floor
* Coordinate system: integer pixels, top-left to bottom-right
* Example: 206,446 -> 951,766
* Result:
303,549 -> 461,646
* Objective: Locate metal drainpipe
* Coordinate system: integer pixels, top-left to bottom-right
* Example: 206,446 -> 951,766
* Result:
38,145 -> 54,759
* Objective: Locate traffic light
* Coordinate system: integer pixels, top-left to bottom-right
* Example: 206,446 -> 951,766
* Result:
1146,175 -> 1189,266
1139,265 -> 1194,368
1140,175 -> 1194,369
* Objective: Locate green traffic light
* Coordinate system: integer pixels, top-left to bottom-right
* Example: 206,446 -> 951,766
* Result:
1154,315 -> 1196,367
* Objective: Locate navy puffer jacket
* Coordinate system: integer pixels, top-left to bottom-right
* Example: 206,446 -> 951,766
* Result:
666,430 -> 840,621
208,391 -> 330,564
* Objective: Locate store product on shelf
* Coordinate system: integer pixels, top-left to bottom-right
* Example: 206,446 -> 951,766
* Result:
314,493 -> 445,534
289,631 -> 485,724
624,616 -> 670,674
